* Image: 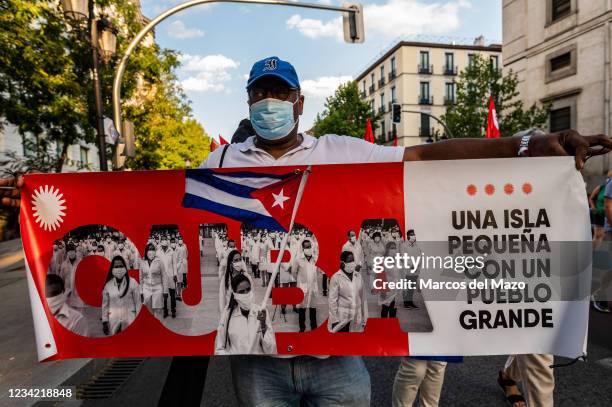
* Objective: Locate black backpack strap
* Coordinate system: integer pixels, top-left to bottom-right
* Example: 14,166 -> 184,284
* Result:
218,144 -> 230,168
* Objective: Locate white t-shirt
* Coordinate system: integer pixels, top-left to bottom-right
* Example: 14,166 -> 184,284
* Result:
200,133 -> 405,168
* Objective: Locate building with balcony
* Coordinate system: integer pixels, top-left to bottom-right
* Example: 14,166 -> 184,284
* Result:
356,36 -> 502,145
502,0 -> 611,186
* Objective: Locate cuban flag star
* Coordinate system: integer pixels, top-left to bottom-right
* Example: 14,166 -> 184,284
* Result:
181,168 -> 306,232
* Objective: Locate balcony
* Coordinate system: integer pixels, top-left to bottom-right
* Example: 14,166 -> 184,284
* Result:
444,65 -> 458,75
360,91 -> 366,98
378,78 -> 385,88
443,96 -> 455,105
418,64 -> 433,75
419,95 -> 434,105
369,85 -> 375,95
388,70 -> 397,81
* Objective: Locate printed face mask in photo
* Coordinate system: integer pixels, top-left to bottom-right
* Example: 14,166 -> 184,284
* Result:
344,261 -> 356,274
147,250 -> 156,260
232,259 -> 246,273
47,291 -> 67,316
113,266 -> 127,279
303,248 -> 312,256
233,290 -> 254,310
249,98 -> 298,140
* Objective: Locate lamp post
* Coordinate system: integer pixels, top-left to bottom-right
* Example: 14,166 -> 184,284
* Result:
60,0 -> 117,172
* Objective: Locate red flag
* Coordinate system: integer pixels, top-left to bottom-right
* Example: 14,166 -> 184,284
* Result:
250,173 -> 303,231
210,138 -> 219,152
219,134 -> 229,145
364,117 -> 375,143
486,96 -> 501,139
393,135 -> 398,146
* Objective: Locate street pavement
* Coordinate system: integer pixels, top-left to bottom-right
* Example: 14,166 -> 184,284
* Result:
1,238 -> 611,406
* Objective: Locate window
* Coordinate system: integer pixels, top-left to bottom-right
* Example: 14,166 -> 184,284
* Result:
420,82 -> 430,98
445,53 -> 454,71
550,52 -> 571,72
380,65 -> 385,80
468,54 -> 476,68
420,51 -> 429,67
545,44 -> 576,83
420,113 -> 430,137
551,0 -> 571,22
80,146 -> 89,165
371,73 -> 375,86
445,82 -> 455,103
381,120 -> 386,139
380,93 -> 385,111
391,86 -> 397,102
490,55 -> 499,71
550,107 -> 571,132
362,81 -> 366,93
391,57 -> 396,73
370,100 -> 375,116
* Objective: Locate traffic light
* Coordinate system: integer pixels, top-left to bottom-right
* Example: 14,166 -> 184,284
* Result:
392,103 -> 401,123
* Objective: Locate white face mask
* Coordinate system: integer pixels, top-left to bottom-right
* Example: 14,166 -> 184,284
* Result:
112,267 -> 127,279
233,291 -> 253,310
303,248 -> 312,256
409,236 -> 416,243
344,262 -> 356,274
47,292 -> 67,315
147,250 -> 156,260
350,236 -> 356,243
232,260 -> 245,273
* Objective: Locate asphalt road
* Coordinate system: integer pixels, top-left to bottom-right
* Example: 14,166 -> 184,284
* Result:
1,238 -> 611,407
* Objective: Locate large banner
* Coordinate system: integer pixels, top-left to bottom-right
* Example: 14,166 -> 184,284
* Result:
20,157 -> 591,361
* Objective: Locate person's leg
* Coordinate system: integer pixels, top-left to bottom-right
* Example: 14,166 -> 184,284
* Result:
392,357 -> 427,407
309,307 -> 317,331
389,300 -> 398,318
301,356 -> 370,407
182,272 -> 187,288
418,361 -> 447,407
230,356 -> 298,407
298,308 -> 306,332
169,288 -> 177,317
510,354 -> 554,407
381,304 -> 389,318
322,274 -> 328,296
163,294 -> 169,318
157,356 -> 209,407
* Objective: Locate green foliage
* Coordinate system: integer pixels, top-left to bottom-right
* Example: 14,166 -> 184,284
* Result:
442,54 -> 549,138
311,81 -> 380,139
0,0 -> 210,172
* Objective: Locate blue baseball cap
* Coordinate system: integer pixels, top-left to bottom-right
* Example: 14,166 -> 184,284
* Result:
246,56 -> 300,90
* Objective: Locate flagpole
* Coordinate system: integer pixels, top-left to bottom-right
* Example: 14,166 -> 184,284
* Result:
259,166 -> 311,309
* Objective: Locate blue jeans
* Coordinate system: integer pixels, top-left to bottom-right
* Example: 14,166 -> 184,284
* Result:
230,356 -> 371,407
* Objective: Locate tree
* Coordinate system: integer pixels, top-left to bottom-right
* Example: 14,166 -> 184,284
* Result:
442,54 -> 549,138
311,81 -> 380,139
0,0 -> 211,172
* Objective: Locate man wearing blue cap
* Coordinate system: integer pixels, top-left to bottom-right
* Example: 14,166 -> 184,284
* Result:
196,56 -> 612,406
1,56 -> 611,406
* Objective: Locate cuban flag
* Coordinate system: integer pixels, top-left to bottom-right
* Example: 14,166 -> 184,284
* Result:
181,169 -> 304,231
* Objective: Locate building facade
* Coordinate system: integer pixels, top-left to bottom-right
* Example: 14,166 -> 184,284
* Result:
356,37 -> 502,146
502,0 -> 612,186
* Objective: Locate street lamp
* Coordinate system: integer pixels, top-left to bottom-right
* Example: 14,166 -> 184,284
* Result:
60,0 -> 115,171
60,0 -> 88,21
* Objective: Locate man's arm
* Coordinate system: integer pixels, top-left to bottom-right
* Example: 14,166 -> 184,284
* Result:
403,130 -> 612,170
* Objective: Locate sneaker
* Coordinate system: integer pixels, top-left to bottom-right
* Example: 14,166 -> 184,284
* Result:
592,300 -> 611,313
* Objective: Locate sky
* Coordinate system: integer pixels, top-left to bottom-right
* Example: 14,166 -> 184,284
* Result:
138,0 -> 502,142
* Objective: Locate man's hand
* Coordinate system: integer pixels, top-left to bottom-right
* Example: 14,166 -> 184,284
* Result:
531,130 -> 612,170
0,175 -> 23,208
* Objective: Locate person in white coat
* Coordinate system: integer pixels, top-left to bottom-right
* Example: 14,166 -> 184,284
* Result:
379,242 -> 401,318
292,239 -> 320,332
215,273 -> 276,355
102,256 -> 140,335
59,243 -> 86,309
328,251 -> 368,333
219,249 -> 249,311
175,237 -> 188,289
157,238 -> 178,318
341,230 -> 365,270
46,273 -> 90,336
250,234 -> 261,279
399,230 -> 422,309
139,243 -> 166,320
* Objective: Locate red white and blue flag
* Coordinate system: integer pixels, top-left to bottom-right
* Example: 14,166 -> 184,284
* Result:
181,169 -> 303,232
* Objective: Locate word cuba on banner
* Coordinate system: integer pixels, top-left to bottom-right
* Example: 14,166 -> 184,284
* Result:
20,158 -> 591,361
